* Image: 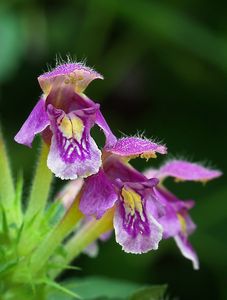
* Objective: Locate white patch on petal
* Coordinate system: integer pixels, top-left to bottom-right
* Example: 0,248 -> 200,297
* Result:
47,135 -> 102,180
113,199 -> 163,254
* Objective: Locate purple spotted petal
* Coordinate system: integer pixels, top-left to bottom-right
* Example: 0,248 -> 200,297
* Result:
114,199 -> 163,254
175,234 -> 199,270
14,98 -> 49,147
157,160 -> 222,182
47,105 -> 101,179
113,184 -> 162,254
106,137 -> 167,159
47,135 -> 101,180
79,169 -> 118,219
38,63 -> 103,95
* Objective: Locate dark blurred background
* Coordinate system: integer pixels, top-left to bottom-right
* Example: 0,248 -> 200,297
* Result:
0,0 -> 226,299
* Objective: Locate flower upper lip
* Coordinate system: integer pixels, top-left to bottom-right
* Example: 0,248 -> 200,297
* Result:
38,62 -> 104,95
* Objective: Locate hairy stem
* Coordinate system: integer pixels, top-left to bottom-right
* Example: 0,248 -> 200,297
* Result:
52,208 -> 114,279
29,195 -> 83,276
0,130 -> 15,209
25,141 -> 52,220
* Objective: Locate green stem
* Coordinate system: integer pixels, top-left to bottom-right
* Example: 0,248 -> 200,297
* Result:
18,142 -> 52,256
12,172 -> 24,227
29,195 -> 83,276
0,129 -> 15,209
51,208 -> 114,279
25,141 -> 52,220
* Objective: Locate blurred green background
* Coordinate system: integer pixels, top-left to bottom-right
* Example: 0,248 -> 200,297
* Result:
0,0 -> 226,299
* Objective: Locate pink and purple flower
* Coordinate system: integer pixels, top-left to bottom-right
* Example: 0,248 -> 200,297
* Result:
15,63 -> 116,180
145,159 -> 222,269
79,136 -> 167,254
14,60 -> 222,269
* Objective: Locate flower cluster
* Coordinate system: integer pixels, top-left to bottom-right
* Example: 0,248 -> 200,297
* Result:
15,61 -> 221,269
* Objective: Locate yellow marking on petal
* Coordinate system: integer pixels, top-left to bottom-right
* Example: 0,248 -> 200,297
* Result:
201,180 -> 208,185
140,152 -> 157,160
59,115 -> 84,142
68,72 -> 76,83
174,178 -> 185,183
122,152 -> 157,162
64,72 -> 83,88
177,213 -> 187,234
59,116 -> 73,139
63,70 -> 88,93
122,155 -> 138,162
77,74 -> 84,81
122,187 -> 143,216
42,82 -> 51,95
71,116 -> 84,142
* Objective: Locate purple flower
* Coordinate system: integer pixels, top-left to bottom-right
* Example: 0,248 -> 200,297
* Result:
105,136 -> 167,159
145,159 -> 222,269
14,63 -> 116,180
79,137 -> 167,254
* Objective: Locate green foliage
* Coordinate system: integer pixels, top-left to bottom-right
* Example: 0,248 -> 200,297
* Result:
130,286 -> 167,300
47,276 -> 167,300
0,138 -> 67,298
43,278 -> 81,299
